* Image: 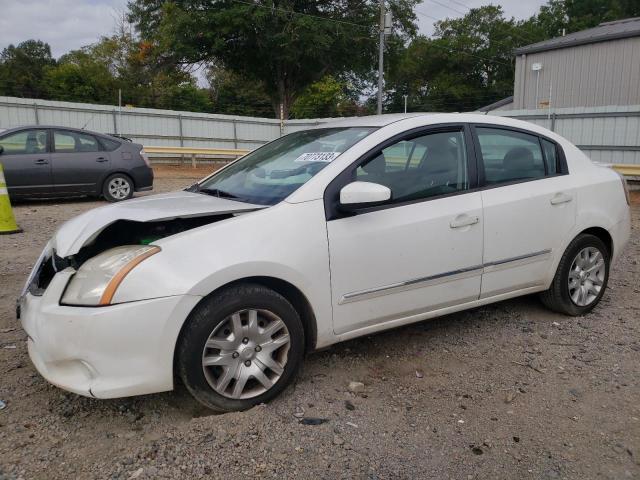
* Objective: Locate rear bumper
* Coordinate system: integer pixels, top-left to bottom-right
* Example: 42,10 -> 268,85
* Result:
611,207 -> 631,265
20,269 -> 201,399
131,165 -> 154,192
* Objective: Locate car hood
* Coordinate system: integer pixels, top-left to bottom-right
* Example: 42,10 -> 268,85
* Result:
52,191 -> 265,257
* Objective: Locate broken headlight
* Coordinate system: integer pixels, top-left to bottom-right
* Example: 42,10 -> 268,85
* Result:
61,245 -> 160,306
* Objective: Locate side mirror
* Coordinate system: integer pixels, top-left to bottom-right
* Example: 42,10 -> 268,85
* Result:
339,181 -> 391,210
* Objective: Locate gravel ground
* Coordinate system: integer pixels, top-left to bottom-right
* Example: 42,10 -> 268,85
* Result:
1,168 -> 639,480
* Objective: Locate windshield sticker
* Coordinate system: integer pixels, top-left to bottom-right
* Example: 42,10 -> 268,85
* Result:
294,152 -> 341,163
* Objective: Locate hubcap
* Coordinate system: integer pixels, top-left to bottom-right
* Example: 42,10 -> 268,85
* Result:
568,246 -> 605,307
108,177 -> 131,199
202,309 -> 290,399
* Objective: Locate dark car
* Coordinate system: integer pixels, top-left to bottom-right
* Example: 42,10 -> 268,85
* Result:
0,126 -> 153,202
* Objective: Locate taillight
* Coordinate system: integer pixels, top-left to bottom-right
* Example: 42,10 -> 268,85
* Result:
618,172 -> 631,206
140,149 -> 151,167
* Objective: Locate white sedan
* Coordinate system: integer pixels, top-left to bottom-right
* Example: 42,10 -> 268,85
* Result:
19,113 -> 631,411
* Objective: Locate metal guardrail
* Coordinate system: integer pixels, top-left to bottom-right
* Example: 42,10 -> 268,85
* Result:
612,164 -> 640,177
143,146 -> 251,168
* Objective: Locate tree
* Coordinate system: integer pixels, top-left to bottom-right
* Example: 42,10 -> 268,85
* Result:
207,66 -> 273,116
43,50 -> 118,104
290,75 -> 361,118
128,0 -> 419,118
525,0 -> 640,39
0,40 -> 55,98
386,6 -> 527,112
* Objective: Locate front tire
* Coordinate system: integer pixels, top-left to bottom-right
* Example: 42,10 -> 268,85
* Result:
102,173 -> 134,202
176,283 -> 305,412
540,234 -> 610,316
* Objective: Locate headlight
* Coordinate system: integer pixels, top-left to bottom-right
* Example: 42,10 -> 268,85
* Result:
62,245 -> 160,306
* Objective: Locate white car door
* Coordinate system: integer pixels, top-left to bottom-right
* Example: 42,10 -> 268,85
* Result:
325,126 -> 484,336
473,125 -> 576,298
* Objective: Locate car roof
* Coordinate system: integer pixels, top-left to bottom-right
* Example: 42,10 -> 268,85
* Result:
318,113 -> 567,141
317,112 -> 524,128
0,125 -> 119,140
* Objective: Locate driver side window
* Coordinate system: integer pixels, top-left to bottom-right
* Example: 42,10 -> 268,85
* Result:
0,129 -> 48,155
355,130 -> 469,204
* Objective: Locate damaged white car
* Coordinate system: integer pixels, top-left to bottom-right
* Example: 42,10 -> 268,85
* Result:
19,114 -> 631,412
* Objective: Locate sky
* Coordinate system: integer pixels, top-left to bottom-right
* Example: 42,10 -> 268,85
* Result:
0,0 -> 549,59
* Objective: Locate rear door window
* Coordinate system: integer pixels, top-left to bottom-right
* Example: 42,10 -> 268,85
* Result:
475,127 -> 546,184
54,130 -> 101,153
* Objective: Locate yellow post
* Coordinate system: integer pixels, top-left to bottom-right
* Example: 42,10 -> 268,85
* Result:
0,163 -> 21,235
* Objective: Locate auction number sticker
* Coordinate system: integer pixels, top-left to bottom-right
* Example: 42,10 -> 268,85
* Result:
294,152 -> 341,163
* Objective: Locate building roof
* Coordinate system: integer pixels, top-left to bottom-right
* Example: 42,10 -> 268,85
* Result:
477,96 -> 514,112
515,17 -> 640,55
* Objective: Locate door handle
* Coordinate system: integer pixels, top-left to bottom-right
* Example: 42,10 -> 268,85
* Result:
34,159 -> 48,165
450,215 -> 479,229
550,192 -> 572,205
96,157 -> 108,162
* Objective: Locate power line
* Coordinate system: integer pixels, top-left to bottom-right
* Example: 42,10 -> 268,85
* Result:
417,1 -> 540,46
415,9 -> 540,60
413,11 -> 512,66
449,0 -> 472,11
425,0 -> 466,16
231,0 -> 372,30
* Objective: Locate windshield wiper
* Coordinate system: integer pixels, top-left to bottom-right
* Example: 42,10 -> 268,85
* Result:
199,187 -> 239,199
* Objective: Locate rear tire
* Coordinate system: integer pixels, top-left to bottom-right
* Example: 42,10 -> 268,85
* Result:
540,234 -> 610,316
102,173 -> 133,202
176,283 -> 305,412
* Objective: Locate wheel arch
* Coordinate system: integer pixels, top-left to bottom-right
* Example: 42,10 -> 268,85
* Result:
100,170 -> 136,195
173,276 -> 318,374
578,226 -> 613,258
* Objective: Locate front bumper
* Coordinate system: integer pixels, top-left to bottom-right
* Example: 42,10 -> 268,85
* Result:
20,269 -> 201,399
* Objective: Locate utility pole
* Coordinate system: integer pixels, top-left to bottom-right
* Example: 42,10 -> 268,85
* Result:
118,89 -> 122,133
376,0 -> 385,115
403,95 -> 408,113
279,103 -> 285,136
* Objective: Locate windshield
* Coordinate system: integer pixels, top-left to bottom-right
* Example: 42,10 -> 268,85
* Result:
198,127 -> 375,205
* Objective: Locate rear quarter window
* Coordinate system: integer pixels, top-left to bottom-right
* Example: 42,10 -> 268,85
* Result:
541,139 -> 559,175
99,137 -> 122,151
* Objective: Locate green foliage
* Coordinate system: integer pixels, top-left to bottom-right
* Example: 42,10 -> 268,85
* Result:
291,76 -> 360,118
207,66 -> 273,117
128,0 -> 419,117
0,40 -> 55,98
386,6 -> 528,112
524,0 -> 640,40
2,1 -> 640,117
44,50 -> 118,104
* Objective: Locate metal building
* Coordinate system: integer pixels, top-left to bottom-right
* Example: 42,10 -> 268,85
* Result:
493,17 -> 640,111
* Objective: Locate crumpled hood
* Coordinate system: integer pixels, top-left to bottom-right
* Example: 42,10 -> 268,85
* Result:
52,191 -> 265,257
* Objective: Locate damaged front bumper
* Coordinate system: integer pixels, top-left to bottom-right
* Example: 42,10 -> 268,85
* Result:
19,268 -> 201,399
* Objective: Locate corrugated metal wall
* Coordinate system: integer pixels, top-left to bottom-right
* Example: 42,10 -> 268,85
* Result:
1,96 -> 639,165
513,37 -> 640,110
489,105 -> 640,164
0,96 -> 324,151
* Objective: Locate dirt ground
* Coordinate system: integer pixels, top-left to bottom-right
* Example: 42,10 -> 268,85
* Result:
1,167 -> 639,479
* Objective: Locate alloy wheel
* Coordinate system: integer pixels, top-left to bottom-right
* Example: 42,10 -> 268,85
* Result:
108,177 -> 131,200
568,246 -> 605,307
